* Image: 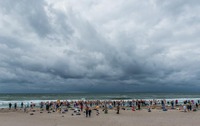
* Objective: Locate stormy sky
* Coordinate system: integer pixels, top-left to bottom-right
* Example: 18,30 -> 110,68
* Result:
0,0 -> 200,93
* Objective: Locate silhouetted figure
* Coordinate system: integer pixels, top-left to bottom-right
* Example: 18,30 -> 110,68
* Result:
14,103 -> 17,109
88,108 -> 92,117
21,102 -> 24,108
9,103 -> 12,110
116,105 -> 120,114
85,106 -> 89,117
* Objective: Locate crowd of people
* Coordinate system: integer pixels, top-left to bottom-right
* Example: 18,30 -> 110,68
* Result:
7,99 -> 200,117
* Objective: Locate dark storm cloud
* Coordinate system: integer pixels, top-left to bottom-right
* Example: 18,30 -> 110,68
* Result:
0,0 -> 200,93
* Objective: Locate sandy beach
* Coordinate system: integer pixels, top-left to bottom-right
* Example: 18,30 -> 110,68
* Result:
0,107 -> 200,126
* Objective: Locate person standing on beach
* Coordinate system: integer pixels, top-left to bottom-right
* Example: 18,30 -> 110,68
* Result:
116,105 -> 120,114
196,103 -> 198,109
14,103 -> 17,110
187,103 -> 190,112
189,102 -> 192,111
175,100 -> 178,106
21,102 -> 24,108
138,101 -> 141,110
24,105 -> 27,113
85,106 -> 89,117
113,101 -> 116,107
27,102 -> 29,108
9,103 -> 12,110
80,102 -> 83,111
104,104 -> 108,114
40,102 -> 44,109
88,107 -> 92,117
171,101 -> 174,109
183,105 -> 187,112
46,103 -> 50,112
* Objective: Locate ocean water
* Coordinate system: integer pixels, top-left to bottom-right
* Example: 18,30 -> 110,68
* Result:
0,92 -> 200,108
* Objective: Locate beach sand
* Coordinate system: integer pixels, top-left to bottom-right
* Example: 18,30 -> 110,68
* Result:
0,108 -> 200,126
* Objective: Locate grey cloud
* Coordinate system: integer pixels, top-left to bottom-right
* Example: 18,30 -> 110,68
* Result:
0,0 -> 50,37
0,0 -> 200,93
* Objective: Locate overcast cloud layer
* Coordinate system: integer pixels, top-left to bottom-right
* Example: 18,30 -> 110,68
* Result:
0,0 -> 200,93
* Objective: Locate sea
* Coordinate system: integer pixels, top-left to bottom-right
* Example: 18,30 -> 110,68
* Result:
0,92 -> 200,108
